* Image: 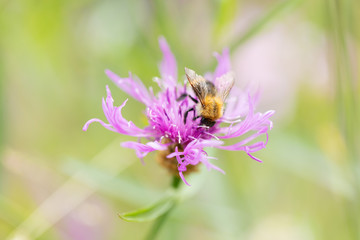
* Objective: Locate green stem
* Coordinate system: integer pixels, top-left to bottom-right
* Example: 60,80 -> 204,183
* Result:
145,176 -> 181,240
171,176 -> 181,189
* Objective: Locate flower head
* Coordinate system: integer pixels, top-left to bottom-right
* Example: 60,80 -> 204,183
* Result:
83,37 -> 274,186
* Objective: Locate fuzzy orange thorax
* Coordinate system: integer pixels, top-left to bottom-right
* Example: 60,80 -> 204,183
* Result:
200,96 -> 223,120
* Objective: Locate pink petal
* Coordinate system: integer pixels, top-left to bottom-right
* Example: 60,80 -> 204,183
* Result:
213,48 -> 231,80
86,86 -> 152,138
179,172 -> 191,186
105,70 -> 152,105
158,37 -> 177,88
82,118 -> 116,132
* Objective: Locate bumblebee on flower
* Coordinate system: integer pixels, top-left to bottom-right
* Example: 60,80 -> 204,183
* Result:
83,37 -> 274,186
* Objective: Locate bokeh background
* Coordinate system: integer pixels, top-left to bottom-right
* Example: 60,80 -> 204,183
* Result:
1,0 -> 359,239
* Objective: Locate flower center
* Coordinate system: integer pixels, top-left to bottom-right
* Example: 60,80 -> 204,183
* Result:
156,139 -> 198,176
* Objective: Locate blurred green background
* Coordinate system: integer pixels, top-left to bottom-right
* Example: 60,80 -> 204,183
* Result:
0,0 -> 359,239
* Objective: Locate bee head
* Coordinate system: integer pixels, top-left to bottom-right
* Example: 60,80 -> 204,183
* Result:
200,117 -> 216,127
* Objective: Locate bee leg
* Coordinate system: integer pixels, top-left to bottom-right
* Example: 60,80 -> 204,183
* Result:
184,107 -> 195,124
176,93 -> 188,101
193,115 -> 201,121
176,93 -> 198,104
188,95 -> 198,104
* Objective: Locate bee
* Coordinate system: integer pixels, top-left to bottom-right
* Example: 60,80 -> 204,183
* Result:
182,67 -> 235,127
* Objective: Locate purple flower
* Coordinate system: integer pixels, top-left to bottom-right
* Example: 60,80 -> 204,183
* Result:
83,37 -> 274,186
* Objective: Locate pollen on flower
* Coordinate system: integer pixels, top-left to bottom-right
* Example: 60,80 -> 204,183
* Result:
83,37 -> 274,186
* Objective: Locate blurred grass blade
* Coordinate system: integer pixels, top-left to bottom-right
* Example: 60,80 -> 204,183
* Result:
214,0 -> 238,38
5,140 -> 135,240
0,196 -> 26,227
230,0 -> 302,52
62,158 -> 160,205
328,0 -> 358,164
119,193 -> 176,222
270,132 -> 354,198
0,48 -> 4,187
327,0 -> 359,238
62,158 -> 185,223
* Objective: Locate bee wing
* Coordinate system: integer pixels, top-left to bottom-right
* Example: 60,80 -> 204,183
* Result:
215,71 -> 235,102
185,67 -> 208,107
